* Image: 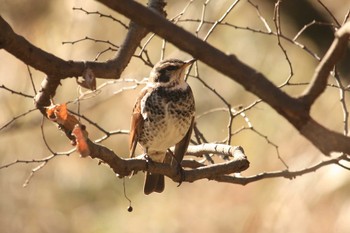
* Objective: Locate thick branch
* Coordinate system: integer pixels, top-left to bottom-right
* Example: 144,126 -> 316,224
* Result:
95,0 -> 308,127
96,0 -> 350,155
27,0 -> 162,110
0,16 -> 81,77
34,75 -> 61,110
1,0 -> 350,166
0,13 -> 148,79
301,22 -> 350,106
87,140 -> 249,183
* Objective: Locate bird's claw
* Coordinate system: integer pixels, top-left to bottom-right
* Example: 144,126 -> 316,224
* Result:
176,164 -> 185,187
144,154 -> 154,170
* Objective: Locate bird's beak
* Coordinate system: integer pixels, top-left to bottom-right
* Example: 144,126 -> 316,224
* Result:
182,58 -> 196,70
185,58 -> 196,65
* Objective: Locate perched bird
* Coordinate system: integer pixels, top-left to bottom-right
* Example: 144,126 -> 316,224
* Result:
129,58 -> 196,195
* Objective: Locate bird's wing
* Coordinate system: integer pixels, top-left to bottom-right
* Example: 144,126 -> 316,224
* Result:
173,116 -> 194,164
129,88 -> 148,158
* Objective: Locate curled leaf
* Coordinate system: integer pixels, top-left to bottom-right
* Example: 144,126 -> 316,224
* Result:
72,124 -> 90,157
77,68 -> 96,90
46,103 -> 80,131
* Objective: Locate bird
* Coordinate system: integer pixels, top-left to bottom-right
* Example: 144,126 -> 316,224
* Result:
129,58 -> 196,195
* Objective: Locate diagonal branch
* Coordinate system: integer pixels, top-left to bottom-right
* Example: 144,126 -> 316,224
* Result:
216,153 -> 349,185
86,140 -> 249,183
26,0 -> 163,110
0,0 -> 165,79
95,0 -> 350,155
300,22 -> 350,107
95,0 -> 307,128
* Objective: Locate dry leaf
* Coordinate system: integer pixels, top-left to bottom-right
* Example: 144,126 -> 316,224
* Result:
46,103 -> 80,131
77,68 -> 96,90
72,124 -> 90,157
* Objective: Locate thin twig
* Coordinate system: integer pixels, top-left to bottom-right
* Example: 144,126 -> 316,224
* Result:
247,0 -> 271,33
203,0 -> 239,41
26,65 -> 37,95
333,69 -> 349,136
293,20 -> 335,41
40,116 -> 56,154
72,7 -> 129,29
179,18 -> 321,60
0,108 -> 37,131
0,84 -> 34,98
273,0 -> 294,85
62,36 -> 119,48
316,0 -> 340,27
217,153 -> 349,185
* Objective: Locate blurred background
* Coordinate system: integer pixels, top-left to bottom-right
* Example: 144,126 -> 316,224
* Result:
1,0 -> 350,232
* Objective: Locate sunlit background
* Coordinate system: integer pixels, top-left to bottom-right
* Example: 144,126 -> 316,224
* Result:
1,0 -> 350,232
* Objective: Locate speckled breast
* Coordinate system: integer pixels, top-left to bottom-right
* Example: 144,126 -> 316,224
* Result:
138,85 -> 195,152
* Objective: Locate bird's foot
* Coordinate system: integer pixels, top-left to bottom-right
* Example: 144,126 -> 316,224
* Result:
143,154 -> 153,170
176,164 -> 185,187
167,149 -> 185,186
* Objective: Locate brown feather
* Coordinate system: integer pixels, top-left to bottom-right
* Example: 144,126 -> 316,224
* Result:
144,173 -> 165,195
173,116 -> 194,164
129,88 -> 147,157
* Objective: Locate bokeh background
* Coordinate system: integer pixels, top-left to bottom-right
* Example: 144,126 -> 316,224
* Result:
1,0 -> 350,232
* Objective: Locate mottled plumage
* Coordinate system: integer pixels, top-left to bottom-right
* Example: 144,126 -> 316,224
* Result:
129,58 -> 195,195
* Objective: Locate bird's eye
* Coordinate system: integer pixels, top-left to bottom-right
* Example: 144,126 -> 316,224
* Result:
166,65 -> 178,71
157,74 -> 170,83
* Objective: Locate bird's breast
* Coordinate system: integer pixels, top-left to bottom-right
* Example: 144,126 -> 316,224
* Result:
138,86 -> 195,152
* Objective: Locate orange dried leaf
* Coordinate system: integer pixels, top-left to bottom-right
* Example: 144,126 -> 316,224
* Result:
46,103 -> 79,131
46,103 -> 68,123
72,124 -> 90,157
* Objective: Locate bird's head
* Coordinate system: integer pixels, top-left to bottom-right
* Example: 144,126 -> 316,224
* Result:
150,58 -> 195,88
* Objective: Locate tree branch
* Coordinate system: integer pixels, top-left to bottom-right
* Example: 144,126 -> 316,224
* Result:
301,22 -> 350,107
0,2 -> 154,80
1,11 -> 151,113
215,153 -> 349,185
2,0 -> 350,191
95,0 -> 308,125
20,0 -> 161,110
96,0 -> 350,155
184,143 -> 245,159
87,140 -> 249,183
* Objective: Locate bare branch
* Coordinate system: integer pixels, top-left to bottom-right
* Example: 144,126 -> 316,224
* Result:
317,0 -> 341,27
247,0 -> 272,33
202,0 -> 239,41
301,22 -> 350,107
2,0 -> 350,194
86,140 -> 249,183
0,84 -> 34,98
333,70 -> 349,136
217,154 -> 349,185
0,156 -> 55,169
26,65 -> 37,95
273,0 -> 294,85
72,7 -> 129,29
0,4 -> 148,80
184,144 -> 245,159
0,108 -> 37,131
62,36 -> 120,48
293,20 -> 335,41
179,19 -> 321,60
95,0 -> 307,123
22,162 -> 48,187
95,0 -> 350,155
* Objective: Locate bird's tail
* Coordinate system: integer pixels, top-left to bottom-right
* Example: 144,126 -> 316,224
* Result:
144,172 -> 165,195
